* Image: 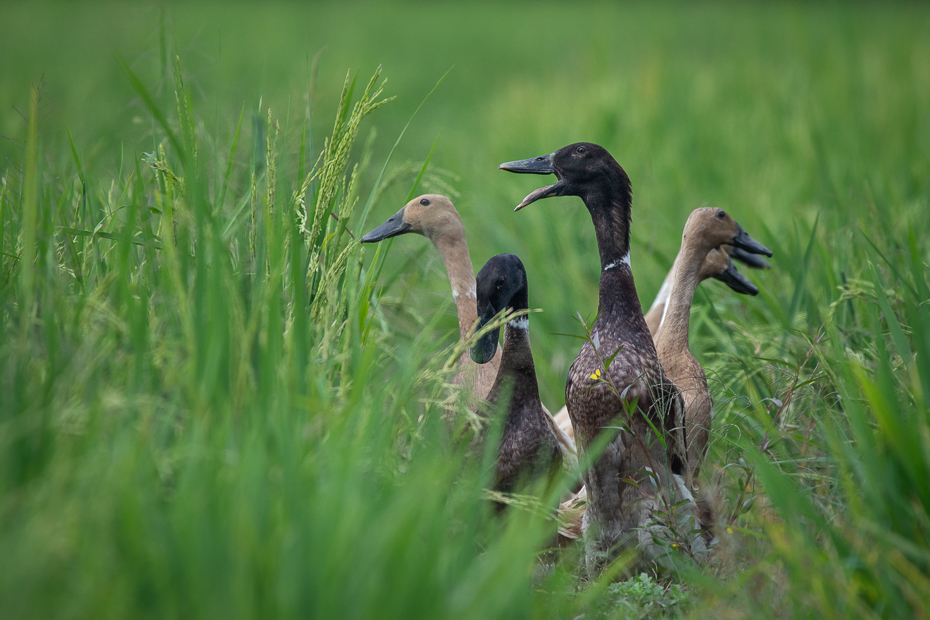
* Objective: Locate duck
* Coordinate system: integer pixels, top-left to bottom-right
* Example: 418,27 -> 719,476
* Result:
652,208 -> 771,481
470,253 -> 569,497
644,242 -> 768,336
553,239 -> 768,438
362,195 -> 578,465
361,194 -> 500,399
500,142 -> 698,572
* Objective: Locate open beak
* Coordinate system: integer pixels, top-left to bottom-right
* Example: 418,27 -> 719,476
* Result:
714,258 -> 759,296
469,305 -> 500,364
498,152 -> 565,211
361,208 -> 412,243
731,225 -> 773,257
728,245 -> 771,269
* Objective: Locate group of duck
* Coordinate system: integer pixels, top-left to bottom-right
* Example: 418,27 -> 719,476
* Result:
361,142 -> 772,574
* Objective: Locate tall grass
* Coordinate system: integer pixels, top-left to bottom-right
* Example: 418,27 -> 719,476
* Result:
1,2 -> 929,618
0,60 -> 585,618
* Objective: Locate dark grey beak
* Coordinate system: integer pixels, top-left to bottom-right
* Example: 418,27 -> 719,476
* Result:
714,258 -> 759,296
361,208 -> 411,243
498,152 -> 565,211
498,152 -> 556,174
729,245 -> 771,270
731,225 -> 773,257
469,306 -> 500,364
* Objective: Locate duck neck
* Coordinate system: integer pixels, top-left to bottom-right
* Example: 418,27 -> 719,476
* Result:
656,242 -> 704,354
497,313 -> 539,399
430,231 -> 478,341
585,186 -> 644,325
647,252 -> 681,314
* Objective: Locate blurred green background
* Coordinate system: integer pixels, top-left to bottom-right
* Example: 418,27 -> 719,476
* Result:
2,2 -> 930,617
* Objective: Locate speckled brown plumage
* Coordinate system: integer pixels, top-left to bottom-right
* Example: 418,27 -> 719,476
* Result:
553,243 -> 762,440
567,261 -> 688,570
486,323 -> 562,495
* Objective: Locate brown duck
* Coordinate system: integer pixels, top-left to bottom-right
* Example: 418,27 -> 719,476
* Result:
500,143 -> 693,572
558,210 -> 772,547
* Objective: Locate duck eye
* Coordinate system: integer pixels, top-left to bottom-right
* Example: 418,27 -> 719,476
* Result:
576,146 -> 587,154
419,198 -> 430,206
716,209 -> 726,219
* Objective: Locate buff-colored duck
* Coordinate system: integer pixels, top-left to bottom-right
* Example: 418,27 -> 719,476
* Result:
361,195 -> 500,398
653,208 -> 771,479
644,243 -> 768,335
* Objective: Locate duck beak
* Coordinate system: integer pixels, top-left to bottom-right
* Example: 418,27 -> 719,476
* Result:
714,258 -> 759,296
499,152 -> 555,174
498,152 -> 565,211
361,207 -> 412,243
729,245 -> 771,269
469,305 -> 500,364
731,225 -> 773,257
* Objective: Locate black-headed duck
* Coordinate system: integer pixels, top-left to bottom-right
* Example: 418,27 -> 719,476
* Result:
500,142 -> 692,571
470,253 -> 567,497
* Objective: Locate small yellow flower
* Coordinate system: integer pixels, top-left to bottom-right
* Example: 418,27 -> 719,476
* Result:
589,368 -> 602,381
727,527 -> 734,534
672,543 -> 678,548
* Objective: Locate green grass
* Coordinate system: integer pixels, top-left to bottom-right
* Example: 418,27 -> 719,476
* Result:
2,1 -> 930,618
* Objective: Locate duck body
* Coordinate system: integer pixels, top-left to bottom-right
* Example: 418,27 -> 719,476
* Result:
553,243 -> 762,441
566,241 -> 687,568
486,322 -> 562,494
557,208 -> 772,548
470,254 -> 562,495
500,143 -> 692,571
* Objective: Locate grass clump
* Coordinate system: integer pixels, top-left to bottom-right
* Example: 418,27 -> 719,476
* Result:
606,573 -> 690,619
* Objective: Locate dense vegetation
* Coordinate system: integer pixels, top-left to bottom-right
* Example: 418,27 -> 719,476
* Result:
1,2 -> 929,617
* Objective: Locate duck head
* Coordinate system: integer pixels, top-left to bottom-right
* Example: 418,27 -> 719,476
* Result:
499,142 -> 630,211
702,247 -> 759,296
682,207 -> 773,258
361,194 -> 464,244
470,254 -> 529,364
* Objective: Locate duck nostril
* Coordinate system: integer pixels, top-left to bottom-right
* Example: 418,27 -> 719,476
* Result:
536,157 -> 545,161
